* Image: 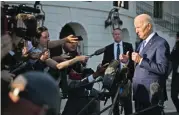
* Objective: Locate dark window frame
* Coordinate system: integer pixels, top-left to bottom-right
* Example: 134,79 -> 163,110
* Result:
113,1 -> 129,10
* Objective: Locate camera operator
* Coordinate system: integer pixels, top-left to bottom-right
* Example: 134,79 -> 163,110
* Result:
56,34 -> 106,115
1,3 -> 49,114
102,28 -> 134,115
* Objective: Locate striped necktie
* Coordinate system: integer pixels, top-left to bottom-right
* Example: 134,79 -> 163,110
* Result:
117,43 -> 121,70
139,40 -> 146,54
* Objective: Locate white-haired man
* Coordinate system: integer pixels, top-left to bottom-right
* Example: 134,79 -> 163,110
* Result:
125,14 -> 170,112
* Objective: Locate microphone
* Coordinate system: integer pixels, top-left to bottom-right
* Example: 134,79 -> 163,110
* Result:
10,62 -> 28,74
89,47 -> 105,58
102,60 -> 120,91
45,58 -> 58,69
150,82 -> 160,96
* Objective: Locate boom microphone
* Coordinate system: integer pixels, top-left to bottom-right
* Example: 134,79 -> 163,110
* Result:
89,47 -> 105,58
10,62 -> 28,74
102,60 -> 120,91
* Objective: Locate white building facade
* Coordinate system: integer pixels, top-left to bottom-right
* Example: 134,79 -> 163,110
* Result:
5,1 -> 179,69
4,1 -> 179,113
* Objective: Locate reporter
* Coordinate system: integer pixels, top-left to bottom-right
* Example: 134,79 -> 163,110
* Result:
55,34 -> 104,115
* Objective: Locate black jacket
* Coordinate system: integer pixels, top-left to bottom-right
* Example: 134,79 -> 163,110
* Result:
102,42 -> 134,80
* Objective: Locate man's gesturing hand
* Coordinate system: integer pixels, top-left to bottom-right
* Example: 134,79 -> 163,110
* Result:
132,52 -> 143,63
119,51 -> 129,63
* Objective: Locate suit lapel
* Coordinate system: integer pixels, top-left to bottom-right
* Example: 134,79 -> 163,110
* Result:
110,43 -> 115,60
123,42 -> 127,54
141,33 -> 158,54
136,43 -> 142,53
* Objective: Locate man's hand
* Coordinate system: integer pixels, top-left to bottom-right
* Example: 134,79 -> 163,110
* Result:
119,51 -> 129,63
132,52 -> 142,63
66,35 -> 78,43
93,63 -> 109,78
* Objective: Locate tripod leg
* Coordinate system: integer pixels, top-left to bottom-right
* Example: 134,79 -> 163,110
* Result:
77,97 -> 97,115
108,85 -> 120,115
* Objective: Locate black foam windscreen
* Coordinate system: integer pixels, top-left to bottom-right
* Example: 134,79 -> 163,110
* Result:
102,60 -> 120,90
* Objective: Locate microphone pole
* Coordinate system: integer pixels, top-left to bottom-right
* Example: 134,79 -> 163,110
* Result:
108,84 -> 121,115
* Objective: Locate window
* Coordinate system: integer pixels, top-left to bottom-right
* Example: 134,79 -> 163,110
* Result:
153,1 -> 163,18
113,1 -> 129,10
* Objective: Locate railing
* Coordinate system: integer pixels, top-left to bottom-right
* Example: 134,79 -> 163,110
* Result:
136,1 -> 179,32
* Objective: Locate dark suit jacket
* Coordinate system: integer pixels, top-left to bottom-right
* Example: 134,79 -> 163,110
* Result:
170,41 -> 179,86
171,41 -> 179,74
133,33 -> 170,102
102,42 -> 134,80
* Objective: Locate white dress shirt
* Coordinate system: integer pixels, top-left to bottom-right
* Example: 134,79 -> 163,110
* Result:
143,32 -> 155,47
114,41 -> 125,69
139,32 -> 155,65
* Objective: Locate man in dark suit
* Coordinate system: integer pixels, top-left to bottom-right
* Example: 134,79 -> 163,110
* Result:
131,14 -> 170,112
171,32 -> 179,113
102,28 -> 134,115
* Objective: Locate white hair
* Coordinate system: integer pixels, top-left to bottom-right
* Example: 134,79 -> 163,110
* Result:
142,14 -> 155,32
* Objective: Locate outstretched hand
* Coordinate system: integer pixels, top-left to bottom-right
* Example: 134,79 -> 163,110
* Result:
93,63 -> 109,78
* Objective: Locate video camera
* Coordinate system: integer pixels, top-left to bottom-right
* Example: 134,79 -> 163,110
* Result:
1,1 -> 45,41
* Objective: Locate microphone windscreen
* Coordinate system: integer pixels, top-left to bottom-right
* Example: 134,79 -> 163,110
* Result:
150,82 -> 160,96
103,60 -> 120,90
45,58 -> 58,69
94,47 -> 105,56
105,60 -> 119,75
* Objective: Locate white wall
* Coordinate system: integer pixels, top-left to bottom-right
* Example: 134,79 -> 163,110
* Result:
143,1 -> 153,6
5,1 -> 137,70
5,1 -> 177,67
171,1 -> 179,16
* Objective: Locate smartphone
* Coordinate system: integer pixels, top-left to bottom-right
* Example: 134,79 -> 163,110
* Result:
76,36 -> 83,41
